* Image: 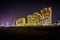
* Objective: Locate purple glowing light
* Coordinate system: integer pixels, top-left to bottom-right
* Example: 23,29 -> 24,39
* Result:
0,22 -> 15,27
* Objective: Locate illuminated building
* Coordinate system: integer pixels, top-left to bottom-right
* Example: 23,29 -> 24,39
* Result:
5,22 -> 15,27
1,22 -> 13,27
27,12 -> 41,26
15,18 -> 26,26
5,22 -> 10,27
40,7 -> 52,25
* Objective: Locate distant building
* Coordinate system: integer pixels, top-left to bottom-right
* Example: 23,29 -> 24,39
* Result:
15,18 -> 26,26
57,23 -> 60,26
6,22 -> 10,27
1,23 -> 5,27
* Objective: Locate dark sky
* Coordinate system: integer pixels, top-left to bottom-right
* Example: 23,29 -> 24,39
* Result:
0,0 -> 60,24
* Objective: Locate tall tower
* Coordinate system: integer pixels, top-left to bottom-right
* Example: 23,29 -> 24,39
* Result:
40,7 -> 52,25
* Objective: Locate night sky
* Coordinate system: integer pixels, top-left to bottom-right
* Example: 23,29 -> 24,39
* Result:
0,0 -> 60,24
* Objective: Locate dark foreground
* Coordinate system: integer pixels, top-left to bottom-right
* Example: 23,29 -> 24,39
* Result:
0,26 -> 60,40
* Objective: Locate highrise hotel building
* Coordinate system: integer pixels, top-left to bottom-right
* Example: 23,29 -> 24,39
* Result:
40,7 -> 52,25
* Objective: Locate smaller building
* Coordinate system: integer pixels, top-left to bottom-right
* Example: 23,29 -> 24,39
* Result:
15,18 -> 26,26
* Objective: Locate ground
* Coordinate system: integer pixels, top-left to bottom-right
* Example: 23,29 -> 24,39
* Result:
0,26 -> 60,39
